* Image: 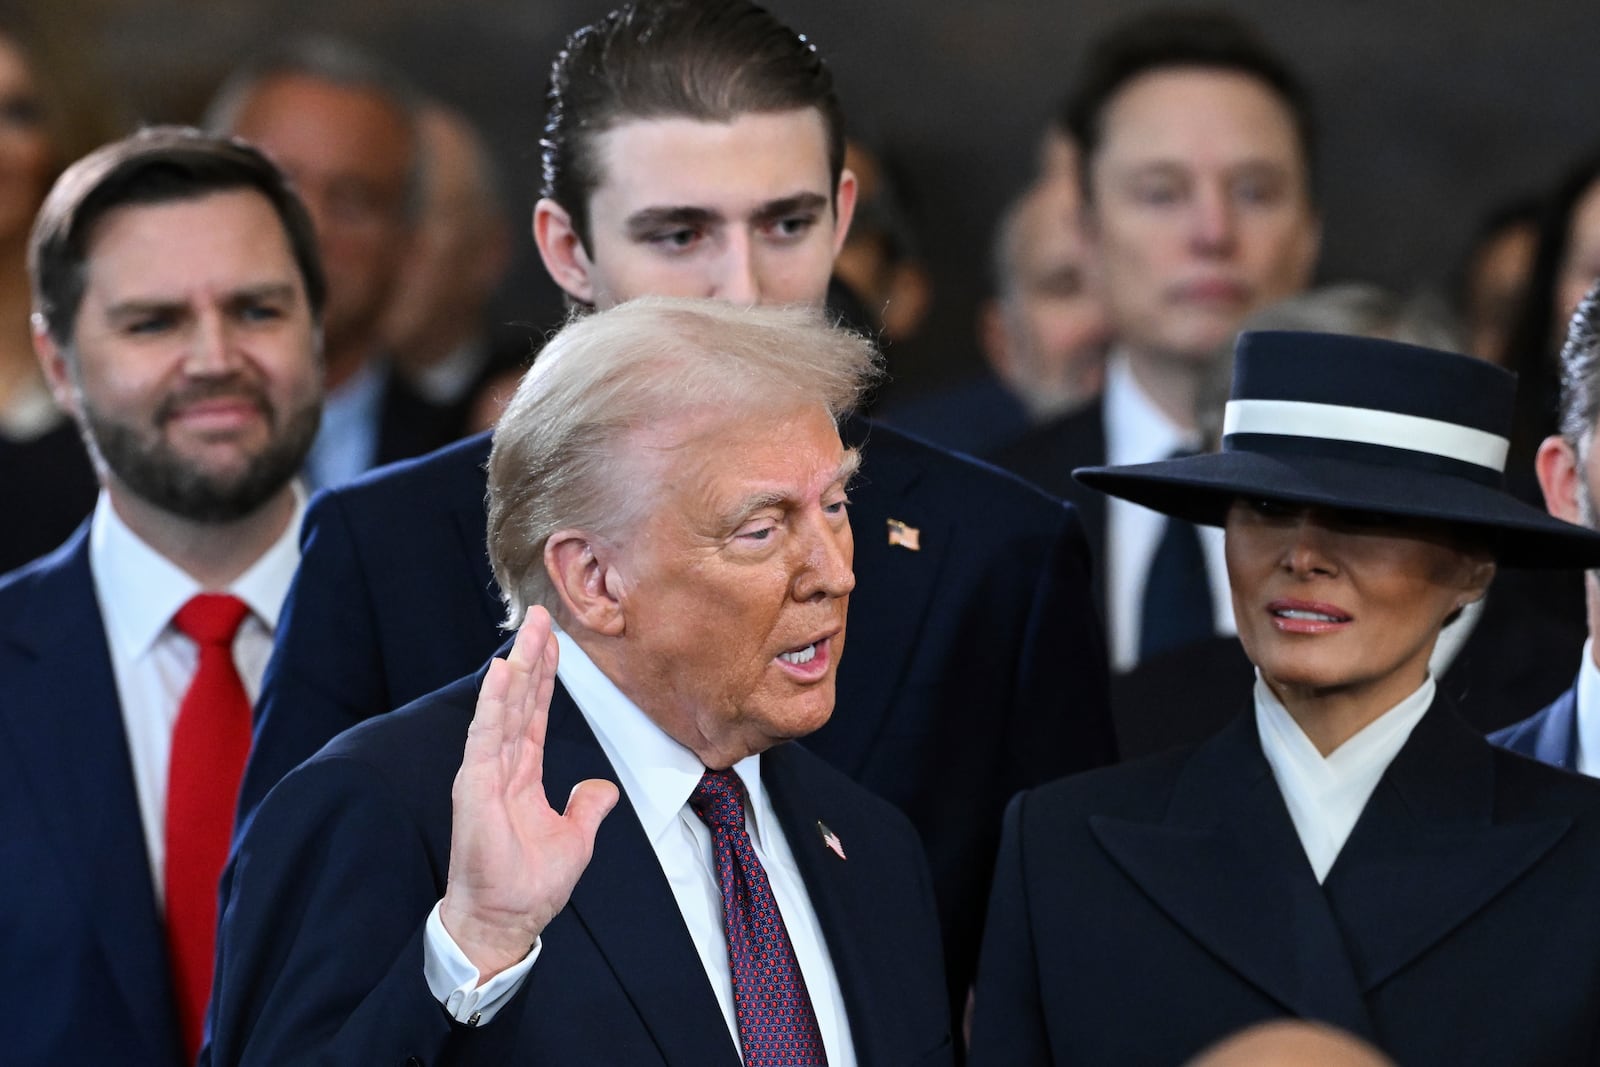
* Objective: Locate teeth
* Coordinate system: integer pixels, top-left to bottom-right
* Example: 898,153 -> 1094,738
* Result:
1275,609 -> 1342,622
778,643 -> 818,665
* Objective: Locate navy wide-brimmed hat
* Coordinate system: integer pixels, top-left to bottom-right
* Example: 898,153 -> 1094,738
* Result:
1074,330 -> 1600,569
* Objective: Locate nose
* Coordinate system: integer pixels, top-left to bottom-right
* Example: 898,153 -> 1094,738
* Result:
1281,513 -> 1337,578
713,230 -> 762,305
1190,184 -> 1238,256
794,509 -> 856,602
182,306 -> 237,377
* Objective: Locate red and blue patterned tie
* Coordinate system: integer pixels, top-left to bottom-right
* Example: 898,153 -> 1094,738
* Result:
690,769 -> 828,1067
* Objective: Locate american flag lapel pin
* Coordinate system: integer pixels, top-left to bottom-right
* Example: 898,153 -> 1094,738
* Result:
886,518 -> 921,551
817,820 -> 847,860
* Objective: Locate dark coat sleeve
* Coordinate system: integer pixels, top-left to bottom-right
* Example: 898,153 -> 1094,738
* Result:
206,753 -> 475,1066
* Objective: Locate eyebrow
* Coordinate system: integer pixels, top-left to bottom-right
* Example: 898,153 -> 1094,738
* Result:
624,192 -> 831,239
720,448 -> 862,529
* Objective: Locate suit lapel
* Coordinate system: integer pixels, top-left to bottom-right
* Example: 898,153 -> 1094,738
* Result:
817,417 -> 952,776
543,687 -> 741,1067
1324,700 -> 1571,992
762,744 -> 911,1067
0,531 -> 180,1064
1090,716 -> 1376,1040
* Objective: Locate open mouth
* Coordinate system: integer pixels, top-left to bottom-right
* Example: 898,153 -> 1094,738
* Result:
1271,608 -> 1350,623
777,643 -> 818,666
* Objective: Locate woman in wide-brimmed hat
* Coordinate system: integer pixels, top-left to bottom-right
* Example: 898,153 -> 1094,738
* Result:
968,331 -> 1600,1066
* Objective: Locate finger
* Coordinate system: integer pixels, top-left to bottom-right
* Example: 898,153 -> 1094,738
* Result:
564,778 -> 620,845
462,656 -> 512,768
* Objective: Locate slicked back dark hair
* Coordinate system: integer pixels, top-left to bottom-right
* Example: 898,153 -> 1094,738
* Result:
1062,9 -> 1316,202
30,125 -> 326,349
540,0 -> 845,251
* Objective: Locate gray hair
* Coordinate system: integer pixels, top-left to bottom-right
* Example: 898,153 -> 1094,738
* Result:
487,297 -> 881,625
203,36 -> 424,219
1197,283 -> 1463,448
1558,282 -> 1600,462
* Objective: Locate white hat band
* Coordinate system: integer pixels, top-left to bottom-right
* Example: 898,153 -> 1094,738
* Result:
1222,398 -> 1509,474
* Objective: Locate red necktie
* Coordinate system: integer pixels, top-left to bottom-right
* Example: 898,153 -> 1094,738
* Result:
165,593 -> 252,1063
689,769 -> 828,1067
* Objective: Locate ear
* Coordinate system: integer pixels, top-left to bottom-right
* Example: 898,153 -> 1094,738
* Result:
1459,555 -> 1497,607
1535,433 -> 1583,523
544,530 -> 626,637
532,198 -> 597,305
32,316 -> 79,417
830,167 -> 859,256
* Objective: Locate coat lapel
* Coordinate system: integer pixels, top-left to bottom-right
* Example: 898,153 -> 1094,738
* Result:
762,744 -> 924,1067
542,687 -> 741,1067
1323,700 -> 1572,992
1090,715 -> 1376,1040
816,416 -> 953,777
0,530 -> 180,1064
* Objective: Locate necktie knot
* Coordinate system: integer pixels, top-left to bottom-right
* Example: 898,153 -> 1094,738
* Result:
689,768 -> 749,836
174,593 -> 250,648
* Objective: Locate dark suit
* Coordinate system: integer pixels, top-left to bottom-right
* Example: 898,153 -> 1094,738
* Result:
1492,682 -> 1581,771
373,364 -> 469,469
241,415 -> 1112,1011
207,669 -> 952,1066
0,529 -> 186,1066
969,699 -> 1600,1066
994,401 -> 1107,613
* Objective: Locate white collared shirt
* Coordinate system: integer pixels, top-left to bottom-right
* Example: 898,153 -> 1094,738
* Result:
1575,638 -> 1600,777
303,358 -> 384,490
1254,673 -> 1434,882
88,487 -> 305,901
1102,354 -> 1235,671
423,630 -> 857,1064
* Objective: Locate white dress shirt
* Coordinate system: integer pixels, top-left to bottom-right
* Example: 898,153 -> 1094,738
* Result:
304,358 -> 384,490
88,487 -> 305,902
1255,673 -> 1434,882
1575,638 -> 1600,777
1103,354 -> 1235,671
423,629 -> 857,1064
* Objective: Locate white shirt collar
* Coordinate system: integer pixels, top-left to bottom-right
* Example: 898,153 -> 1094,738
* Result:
89,485 -> 307,661
1575,638 -> 1600,776
1104,350 -> 1195,467
1254,671 -> 1434,882
555,627 -> 768,849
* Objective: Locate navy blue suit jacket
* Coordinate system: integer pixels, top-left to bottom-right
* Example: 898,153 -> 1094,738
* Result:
240,416 -> 1112,1008
0,529 -> 186,1066
968,699 -> 1600,1065
208,669 -> 952,1066
1491,682 -> 1581,771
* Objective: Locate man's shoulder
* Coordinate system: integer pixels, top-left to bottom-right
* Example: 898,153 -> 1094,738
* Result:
848,415 -> 1075,524
1488,685 -> 1577,764
0,525 -> 93,637
312,431 -> 492,521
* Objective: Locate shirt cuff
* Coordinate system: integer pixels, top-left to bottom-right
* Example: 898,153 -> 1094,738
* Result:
422,900 -> 542,1025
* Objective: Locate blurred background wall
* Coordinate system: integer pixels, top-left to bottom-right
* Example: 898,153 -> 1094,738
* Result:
49,0 -> 1600,399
